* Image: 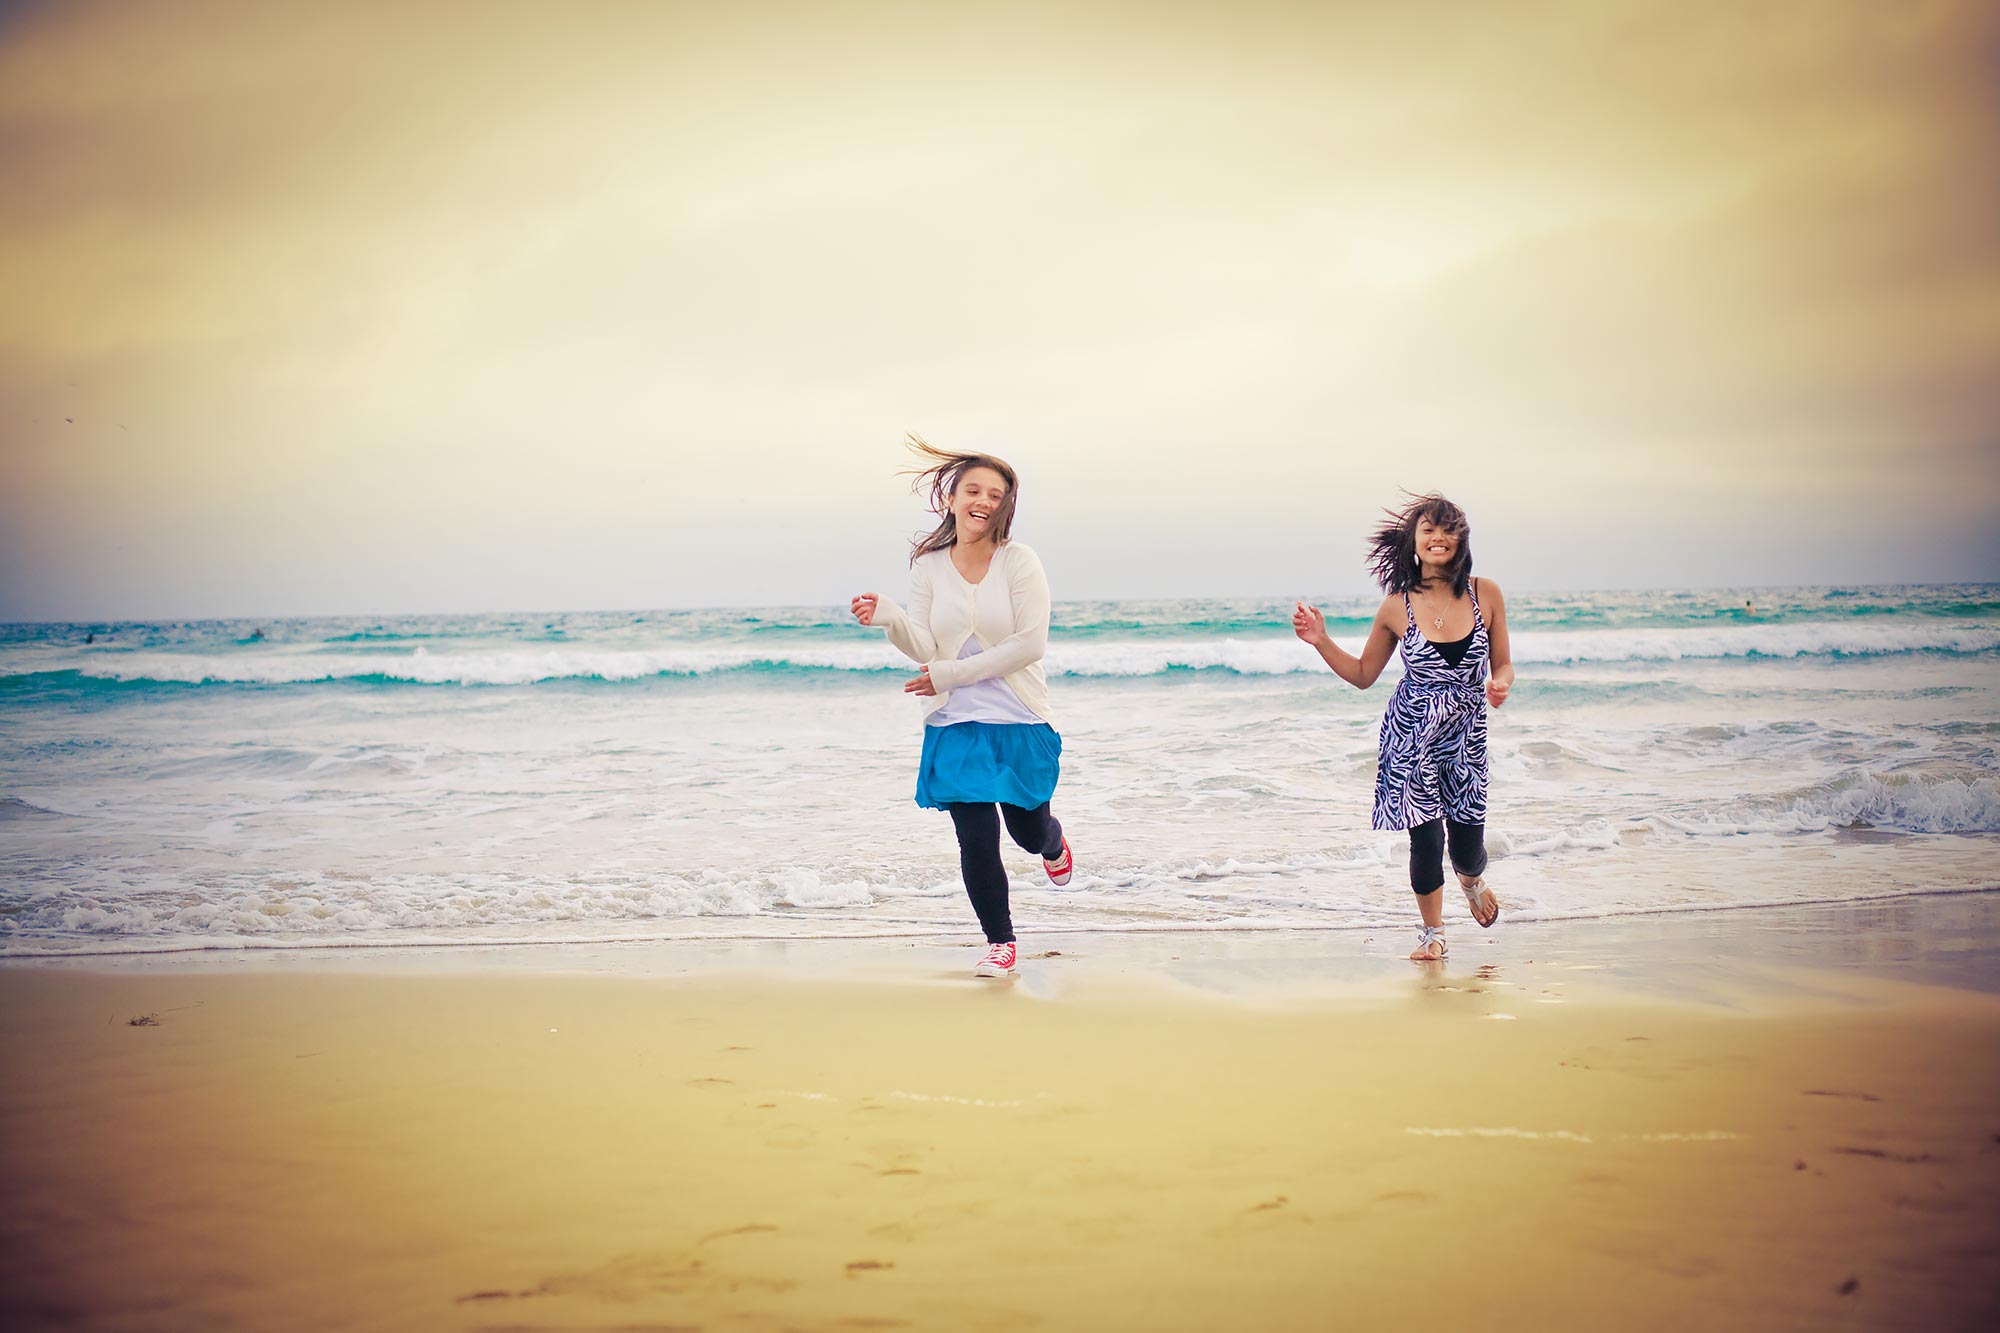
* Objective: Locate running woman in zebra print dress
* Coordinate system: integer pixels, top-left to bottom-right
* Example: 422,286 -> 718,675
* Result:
1292,494 -> 1515,961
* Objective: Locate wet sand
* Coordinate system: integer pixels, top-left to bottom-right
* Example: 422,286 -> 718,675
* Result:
3,906 -> 1999,1331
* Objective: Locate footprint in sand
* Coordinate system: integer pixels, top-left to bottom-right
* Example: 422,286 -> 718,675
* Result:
459,1242 -> 790,1305
1831,1146 -> 1935,1164
697,1223 -> 779,1245
1222,1194 -> 1315,1236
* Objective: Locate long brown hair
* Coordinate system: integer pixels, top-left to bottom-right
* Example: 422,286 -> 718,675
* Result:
902,434 -> 1020,563
1367,491 -> 1473,597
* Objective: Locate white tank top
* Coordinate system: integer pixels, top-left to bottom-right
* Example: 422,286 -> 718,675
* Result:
926,637 -> 1043,726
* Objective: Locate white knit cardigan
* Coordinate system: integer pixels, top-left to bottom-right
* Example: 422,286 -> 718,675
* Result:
870,541 -> 1054,726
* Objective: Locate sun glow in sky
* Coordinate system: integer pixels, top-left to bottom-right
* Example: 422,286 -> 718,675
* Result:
2,0 -> 1996,619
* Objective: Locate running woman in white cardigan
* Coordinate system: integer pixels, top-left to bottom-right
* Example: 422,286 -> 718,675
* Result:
851,437 -> 1073,978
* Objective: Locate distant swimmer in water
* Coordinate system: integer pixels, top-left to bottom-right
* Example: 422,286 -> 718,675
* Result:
1293,493 -> 1514,962
1744,598 -> 1759,617
250,628 -> 265,641
85,632 -> 95,644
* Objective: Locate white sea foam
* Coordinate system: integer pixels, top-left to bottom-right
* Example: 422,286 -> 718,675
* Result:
5,835 -> 1992,958
890,1091 -> 1030,1108
1490,822 -> 1624,857
1657,768 -> 2000,835
1406,1128 -> 1744,1144
1507,622 -> 2000,664
59,645 -> 905,686
16,617 -> 1995,686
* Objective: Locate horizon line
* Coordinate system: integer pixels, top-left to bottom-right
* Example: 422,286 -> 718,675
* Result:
4,577 -> 1997,628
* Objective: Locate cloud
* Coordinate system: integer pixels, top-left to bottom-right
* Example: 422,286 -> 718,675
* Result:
1,0 -> 1995,617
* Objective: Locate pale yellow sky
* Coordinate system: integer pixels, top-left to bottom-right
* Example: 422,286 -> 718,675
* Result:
2,0 -> 1995,618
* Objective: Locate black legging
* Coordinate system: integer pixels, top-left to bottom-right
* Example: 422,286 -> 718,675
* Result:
945,801 -> 1065,944
1408,817 -> 1487,894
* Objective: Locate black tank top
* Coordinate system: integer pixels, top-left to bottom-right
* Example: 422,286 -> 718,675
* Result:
1415,577 -> 1481,669
1429,629 -> 1475,668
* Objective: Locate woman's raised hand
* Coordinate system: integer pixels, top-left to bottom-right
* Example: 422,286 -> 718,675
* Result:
850,593 -> 878,626
1292,602 -> 1328,647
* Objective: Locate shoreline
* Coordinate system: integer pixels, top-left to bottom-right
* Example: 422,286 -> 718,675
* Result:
9,890 -> 1999,1006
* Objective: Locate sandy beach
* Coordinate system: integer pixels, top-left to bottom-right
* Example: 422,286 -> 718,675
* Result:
3,896 -> 1998,1332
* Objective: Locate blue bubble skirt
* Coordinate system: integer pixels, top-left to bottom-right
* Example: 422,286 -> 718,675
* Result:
915,721 -> 1062,810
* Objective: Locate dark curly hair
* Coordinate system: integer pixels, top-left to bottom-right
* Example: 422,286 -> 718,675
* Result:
1367,492 -> 1472,597
901,434 -> 1019,563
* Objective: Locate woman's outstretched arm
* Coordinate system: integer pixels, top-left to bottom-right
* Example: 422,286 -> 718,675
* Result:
1482,578 -> 1513,707
1293,597 -> 1401,689
854,559 -> 939,664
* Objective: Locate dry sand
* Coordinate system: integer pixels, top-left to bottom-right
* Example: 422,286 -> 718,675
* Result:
3,917 -> 1999,1332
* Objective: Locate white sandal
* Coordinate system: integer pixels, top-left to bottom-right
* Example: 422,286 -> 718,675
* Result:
1461,876 -> 1499,929
1409,925 -> 1448,960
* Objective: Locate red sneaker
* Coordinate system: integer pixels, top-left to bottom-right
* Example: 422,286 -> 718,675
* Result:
1043,837 -> 1073,886
974,941 -> 1018,977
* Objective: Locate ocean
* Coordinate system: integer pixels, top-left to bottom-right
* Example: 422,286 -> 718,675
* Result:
2,584 -> 1996,958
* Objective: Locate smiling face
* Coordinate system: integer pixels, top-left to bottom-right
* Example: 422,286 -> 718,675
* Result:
1368,492 -> 1471,595
1414,517 -> 1460,569
1409,506 -> 1471,587
948,465 -> 1011,544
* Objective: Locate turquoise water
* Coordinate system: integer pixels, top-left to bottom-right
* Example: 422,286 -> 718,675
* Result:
1,583 -> 1995,957
3,584 -> 1996,693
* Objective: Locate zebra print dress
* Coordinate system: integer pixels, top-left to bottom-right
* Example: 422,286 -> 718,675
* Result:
1371,581 -> 1489,831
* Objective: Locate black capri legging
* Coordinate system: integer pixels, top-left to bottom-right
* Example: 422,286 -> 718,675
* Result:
945,801 -> 1065,944
1408,817 -> 1487,894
